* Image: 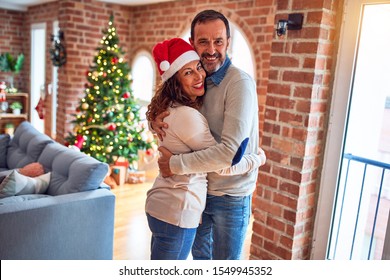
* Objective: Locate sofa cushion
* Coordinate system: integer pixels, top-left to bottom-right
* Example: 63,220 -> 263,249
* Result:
0,134 -> 10,168
7,122 -> 53,170
38,142 -> 70,173
46,148 -> 109,196
0,170 -> 51,198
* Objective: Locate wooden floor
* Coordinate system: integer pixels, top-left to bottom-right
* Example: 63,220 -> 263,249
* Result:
111,180 -> 252,260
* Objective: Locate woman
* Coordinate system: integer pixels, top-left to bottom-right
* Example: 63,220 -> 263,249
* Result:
145,38 -> 264,260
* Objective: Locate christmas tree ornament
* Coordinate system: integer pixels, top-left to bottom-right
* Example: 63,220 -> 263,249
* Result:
81,103 -> 89,110
122,91 -> 130,99
107,123 -> 116,131
74,134 -> 85,149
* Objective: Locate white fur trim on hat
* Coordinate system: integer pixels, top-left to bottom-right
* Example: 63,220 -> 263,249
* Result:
161,50 -> 200,82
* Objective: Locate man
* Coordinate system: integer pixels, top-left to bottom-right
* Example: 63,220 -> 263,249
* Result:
152,10 -> 262,260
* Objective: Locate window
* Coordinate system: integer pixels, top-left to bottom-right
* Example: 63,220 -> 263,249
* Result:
131,51 -> 155,121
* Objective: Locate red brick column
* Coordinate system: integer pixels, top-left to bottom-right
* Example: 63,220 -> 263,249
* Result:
250,0 -> 344,259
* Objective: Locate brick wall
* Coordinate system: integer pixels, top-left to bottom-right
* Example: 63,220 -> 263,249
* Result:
0,9 -> 26,91
0,0 -> 345,259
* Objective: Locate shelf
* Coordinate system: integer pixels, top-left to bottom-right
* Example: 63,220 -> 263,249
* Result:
0,92 -> 29,134
5,93 -> 28,98
0,113 -> 28,119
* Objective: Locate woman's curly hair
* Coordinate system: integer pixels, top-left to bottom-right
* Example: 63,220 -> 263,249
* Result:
146,73 -> 204,121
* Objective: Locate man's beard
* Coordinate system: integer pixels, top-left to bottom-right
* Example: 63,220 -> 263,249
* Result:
201,53 -> 223,74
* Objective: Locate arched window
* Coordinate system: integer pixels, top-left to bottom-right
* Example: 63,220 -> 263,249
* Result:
131,51 -> 155,120
181,22 -> 255,78
229,23 -> 255,78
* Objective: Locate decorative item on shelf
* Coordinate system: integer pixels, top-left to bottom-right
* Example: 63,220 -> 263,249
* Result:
0,81 -> 6,102
4,123 -> 14,136
50,30 -> 67,67
0,101 -> 8,113
0,53 -> 24,91
9,101 -> 22,115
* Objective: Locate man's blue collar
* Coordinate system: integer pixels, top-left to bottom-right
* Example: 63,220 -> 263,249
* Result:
206,56 -> 232,86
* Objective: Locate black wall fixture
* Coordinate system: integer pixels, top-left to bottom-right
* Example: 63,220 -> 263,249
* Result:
276,13 -> 304,37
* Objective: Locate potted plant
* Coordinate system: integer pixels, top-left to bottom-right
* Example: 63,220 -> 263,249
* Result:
0,53 -> 24,92
4,123 -> 15,136
10,101 -> 22,115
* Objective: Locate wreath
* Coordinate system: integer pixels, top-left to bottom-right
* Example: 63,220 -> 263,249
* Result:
50,32 -> 67,67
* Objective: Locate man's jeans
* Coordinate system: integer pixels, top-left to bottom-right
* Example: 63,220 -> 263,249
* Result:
192,194 -> 252,260
146,213 -> 197,260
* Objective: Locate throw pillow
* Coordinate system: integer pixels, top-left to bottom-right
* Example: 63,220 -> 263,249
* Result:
18,162 -> 45,177
0,170 -> 51,198
0,134 -> 10,168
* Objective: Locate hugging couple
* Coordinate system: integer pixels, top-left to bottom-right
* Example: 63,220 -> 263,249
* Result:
145,9 -> 266,260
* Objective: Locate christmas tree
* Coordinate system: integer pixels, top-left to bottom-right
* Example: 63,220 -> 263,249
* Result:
66,15 -> 154,165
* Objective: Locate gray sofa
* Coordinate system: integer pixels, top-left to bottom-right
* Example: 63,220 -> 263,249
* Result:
0,121 -> 115,260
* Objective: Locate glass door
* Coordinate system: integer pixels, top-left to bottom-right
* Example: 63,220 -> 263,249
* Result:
328,2 -> 390,260
312,0 -> 390,260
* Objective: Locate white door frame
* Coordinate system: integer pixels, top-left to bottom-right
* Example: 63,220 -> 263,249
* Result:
30,22 -> 46,133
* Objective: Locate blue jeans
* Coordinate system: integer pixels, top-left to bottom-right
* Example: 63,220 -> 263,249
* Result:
146,213 -> 197,260
191,194 -> 251,260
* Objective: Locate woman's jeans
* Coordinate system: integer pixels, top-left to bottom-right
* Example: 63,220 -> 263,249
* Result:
146,213 -> 197,260
192,194 -> 252,260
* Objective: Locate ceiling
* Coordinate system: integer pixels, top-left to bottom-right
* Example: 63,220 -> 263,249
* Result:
0,0 -> 177,11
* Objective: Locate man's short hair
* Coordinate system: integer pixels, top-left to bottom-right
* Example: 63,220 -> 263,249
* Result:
190,9 -> 231,40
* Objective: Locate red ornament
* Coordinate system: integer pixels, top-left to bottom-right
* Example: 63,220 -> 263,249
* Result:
74,134 -> 85,149
107,123 -> 116,131
123,92 -> 130,99
146,148 -> 154,156
111,57 -> 119,64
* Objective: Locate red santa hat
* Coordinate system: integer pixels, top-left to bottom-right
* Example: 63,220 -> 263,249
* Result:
152,38 -> 200,82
